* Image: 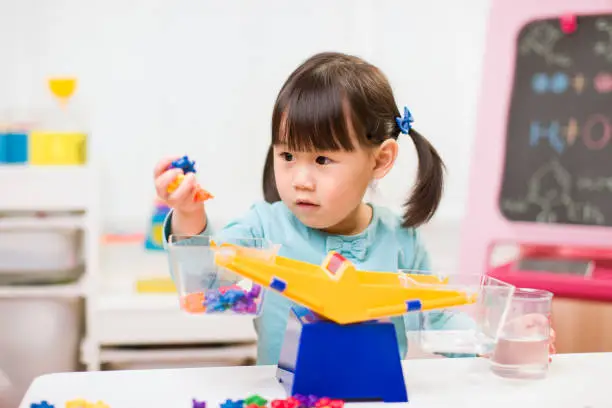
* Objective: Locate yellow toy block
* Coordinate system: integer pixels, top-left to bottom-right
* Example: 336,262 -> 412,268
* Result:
213,245 -> 477,325
29,131 -> 87,165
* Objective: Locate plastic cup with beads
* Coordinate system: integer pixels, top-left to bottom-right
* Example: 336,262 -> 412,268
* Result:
168,234 -> 279,315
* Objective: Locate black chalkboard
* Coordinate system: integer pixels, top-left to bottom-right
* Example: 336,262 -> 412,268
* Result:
499,14 -> 612,226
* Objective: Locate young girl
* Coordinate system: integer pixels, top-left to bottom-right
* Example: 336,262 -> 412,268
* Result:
154,52 -> 551,365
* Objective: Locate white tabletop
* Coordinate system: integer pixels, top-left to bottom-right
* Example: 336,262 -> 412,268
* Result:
20,353 -> 611,408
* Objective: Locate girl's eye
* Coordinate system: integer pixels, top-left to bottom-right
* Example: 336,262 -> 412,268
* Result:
280,152 -> 294,162
316,156 -> 332,165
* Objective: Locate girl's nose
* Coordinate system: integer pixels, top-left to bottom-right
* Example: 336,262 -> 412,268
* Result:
292,167 -> 315,191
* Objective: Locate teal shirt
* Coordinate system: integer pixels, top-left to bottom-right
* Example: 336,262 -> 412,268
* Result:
164,201 -> 474,365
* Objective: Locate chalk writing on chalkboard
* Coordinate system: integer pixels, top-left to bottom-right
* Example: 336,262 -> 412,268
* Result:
500,14 -> 612,227
519,22 -> 573,68
594,18 -> 612,62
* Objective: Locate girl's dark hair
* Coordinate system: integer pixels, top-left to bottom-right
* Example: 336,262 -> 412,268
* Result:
262,51 -> 445,228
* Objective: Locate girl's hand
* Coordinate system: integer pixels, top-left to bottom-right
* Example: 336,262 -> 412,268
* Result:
154,156 -> 202,215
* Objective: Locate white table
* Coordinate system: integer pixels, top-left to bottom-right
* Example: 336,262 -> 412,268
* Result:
19,353 -> 611,407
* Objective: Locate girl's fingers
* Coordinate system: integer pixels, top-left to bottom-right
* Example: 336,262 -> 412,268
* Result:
153,156 -> 182,178
155,168 -> 183,198
168,172 -> 196,202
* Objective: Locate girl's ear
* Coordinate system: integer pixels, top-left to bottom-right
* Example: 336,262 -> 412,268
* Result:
372,138 -> 399,180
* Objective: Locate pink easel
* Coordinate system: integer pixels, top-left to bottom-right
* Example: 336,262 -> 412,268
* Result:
459,0 -> 612,301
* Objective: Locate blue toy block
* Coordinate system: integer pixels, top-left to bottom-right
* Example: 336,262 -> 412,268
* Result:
7,132 -> 28,163
277,306 -> 408,403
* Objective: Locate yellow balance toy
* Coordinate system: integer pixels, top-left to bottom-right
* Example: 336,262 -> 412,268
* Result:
213,243 -> 477,325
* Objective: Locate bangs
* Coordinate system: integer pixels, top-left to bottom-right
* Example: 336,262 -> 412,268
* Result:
272,75 -> 362,152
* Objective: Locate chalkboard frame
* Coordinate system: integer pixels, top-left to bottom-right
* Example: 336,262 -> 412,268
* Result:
457,0 -> 612,277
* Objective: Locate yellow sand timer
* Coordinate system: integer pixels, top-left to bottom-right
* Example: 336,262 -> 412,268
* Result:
29,77 -> 87,165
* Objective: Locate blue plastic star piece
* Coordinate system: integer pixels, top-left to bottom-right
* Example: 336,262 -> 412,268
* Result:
30,401 -> 54,408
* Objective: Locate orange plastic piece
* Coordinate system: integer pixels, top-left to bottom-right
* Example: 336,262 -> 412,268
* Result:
180,291 -> 207,313
167,174 -> 213,202
167,174 -> 185,194
194,185 -> 214,202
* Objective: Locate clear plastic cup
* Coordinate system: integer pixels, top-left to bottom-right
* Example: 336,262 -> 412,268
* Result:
490,288 -> 553,379
167,234 -> 279,315
401,271 -> 515,356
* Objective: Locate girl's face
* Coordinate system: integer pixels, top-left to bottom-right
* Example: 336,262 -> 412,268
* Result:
273,138 -> 377,234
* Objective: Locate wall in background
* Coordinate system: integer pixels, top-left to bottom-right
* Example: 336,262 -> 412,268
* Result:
0,0 -> 491,232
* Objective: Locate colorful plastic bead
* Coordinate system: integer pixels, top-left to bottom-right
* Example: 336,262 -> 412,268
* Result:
192,399 -> 206,408
65,399 -> 88,408
202,285 -> 261,314
30,401 -> 54,408
180,292 -> 206,313
170,155 -> 197,174
86,402 -> 109,408
167,173 -> 185,194
243,394 -> 268,406
219,399 -> 244,408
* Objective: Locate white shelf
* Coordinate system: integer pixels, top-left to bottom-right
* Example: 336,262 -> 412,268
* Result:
99,343 -> 256,369
0,214 -> 86,229
0,162 -> 101,374
0,278 -> 86,298
0,165 -> 96,211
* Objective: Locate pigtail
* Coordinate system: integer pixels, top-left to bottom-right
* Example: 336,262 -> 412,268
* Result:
262,144 -> 281,203
402,128 -> 445,228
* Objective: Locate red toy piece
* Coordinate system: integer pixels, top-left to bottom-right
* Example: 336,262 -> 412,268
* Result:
560,14 -> 577,34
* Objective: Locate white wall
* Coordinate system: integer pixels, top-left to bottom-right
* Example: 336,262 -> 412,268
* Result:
0,0 -> 491,232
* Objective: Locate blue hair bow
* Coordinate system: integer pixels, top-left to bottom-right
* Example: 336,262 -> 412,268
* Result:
395,106 -> 414,134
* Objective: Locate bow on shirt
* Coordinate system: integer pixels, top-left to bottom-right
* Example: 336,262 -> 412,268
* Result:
325,236 -> 367,261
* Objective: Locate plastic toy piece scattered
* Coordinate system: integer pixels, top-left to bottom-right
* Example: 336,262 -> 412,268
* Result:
64,399 -> 108,408
243,394 -> 268,406
87,403 -> 109,408
219,399 -> 244,408
30,401 -> 54,408
191,399 -> 206,408
65,399 -> 88,408
167,156 -> 214,202
213,246 -> 478,324
269,395 -> 344,408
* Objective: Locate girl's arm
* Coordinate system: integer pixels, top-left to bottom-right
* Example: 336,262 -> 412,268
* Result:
163,204 -> 266,285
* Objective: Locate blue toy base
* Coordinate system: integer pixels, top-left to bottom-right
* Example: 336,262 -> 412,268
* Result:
276,306 -> 408,403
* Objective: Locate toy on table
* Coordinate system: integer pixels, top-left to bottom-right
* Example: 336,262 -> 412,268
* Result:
216,394 -> 343,408
192,399 -> 206,408
167,155 -> 214,202
206,244 -> 485,403
30,401 -> 54,408
63,399 -> 109,408
213,246 -> 476,324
